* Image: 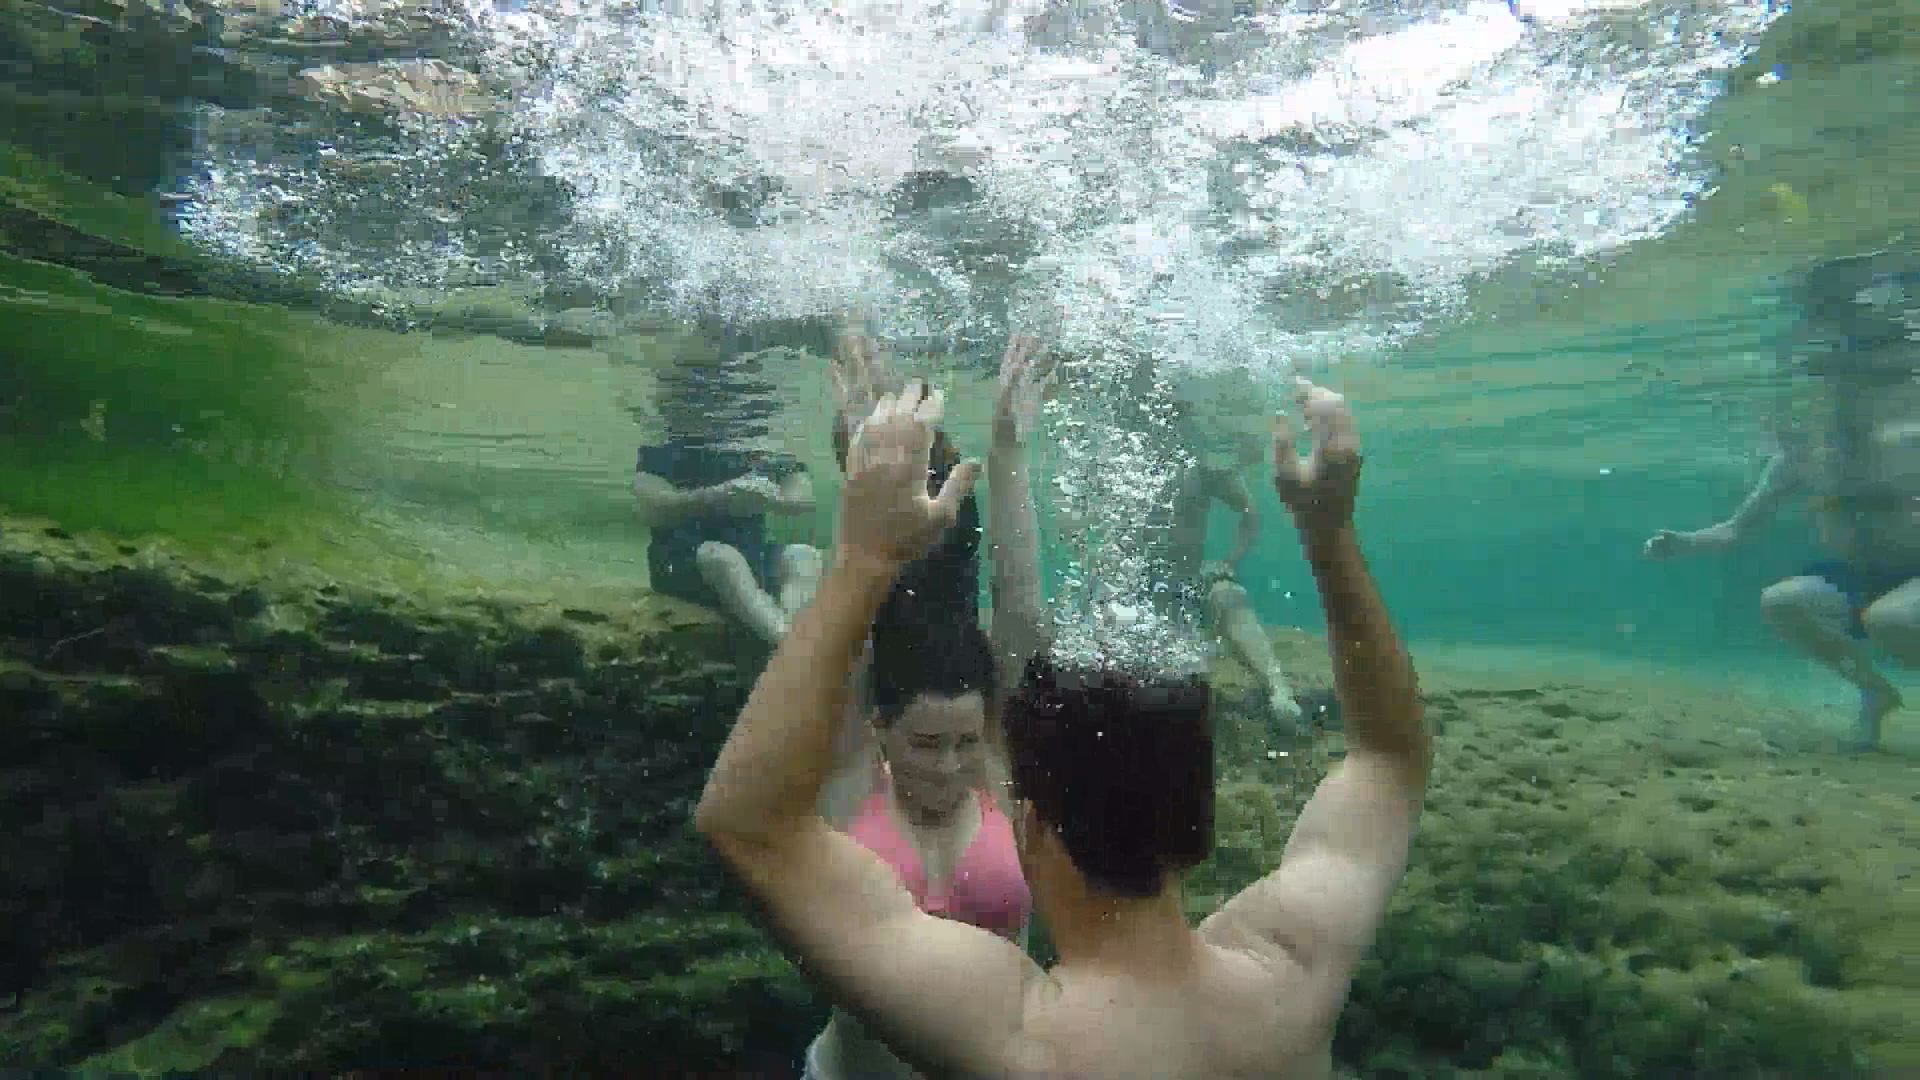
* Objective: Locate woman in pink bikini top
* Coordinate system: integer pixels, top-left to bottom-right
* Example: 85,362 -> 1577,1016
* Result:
801,333 -> 1049,1080
803,608 -> 1033,1080
843,616 -> 1030,936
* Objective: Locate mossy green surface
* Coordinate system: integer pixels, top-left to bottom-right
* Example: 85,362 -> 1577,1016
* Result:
0,518 -> 816,1072
0,144 -> 201,259
1198,638 -> 1918,1078
0,241 -> 419,558
2,521 -> 1915,1074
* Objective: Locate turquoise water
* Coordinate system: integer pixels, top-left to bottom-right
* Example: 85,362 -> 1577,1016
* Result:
3,0 -> 1918,1073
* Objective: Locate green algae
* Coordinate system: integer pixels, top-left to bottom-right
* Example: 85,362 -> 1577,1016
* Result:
1197,636 -> 1917,1077
0,249 -> 404,557
0,143 -> 202,259
0,518 -> 810,1071
2,525 -> 1915,1073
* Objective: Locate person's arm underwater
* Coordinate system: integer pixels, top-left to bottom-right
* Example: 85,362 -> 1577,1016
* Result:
1643,444 -> 1807,558
1201,380 -> 1429,1018
988,335 -> 1058,694
634,469 -> 812,529
634,471 -> 767,528
1210,466 -> 1261,571
778,469 -> 818,516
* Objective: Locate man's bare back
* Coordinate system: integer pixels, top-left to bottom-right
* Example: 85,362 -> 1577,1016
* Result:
697,378 -> 1423,1080
1011,934 -> 1333,1079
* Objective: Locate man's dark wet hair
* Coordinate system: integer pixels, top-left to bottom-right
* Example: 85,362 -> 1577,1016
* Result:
1002,656 -> 1214,898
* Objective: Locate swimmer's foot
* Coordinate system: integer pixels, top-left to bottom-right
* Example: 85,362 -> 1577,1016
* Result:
1850,684 -> 1899,752
1269,687 -> 1305,736
1291,686 -> 1341,732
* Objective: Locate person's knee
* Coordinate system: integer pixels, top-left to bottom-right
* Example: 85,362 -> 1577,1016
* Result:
1861,595 -> 1920,647
779,543 -> 823,573
1759,576 -> 1841,625
695,540 -> 731,569
1206,577 -> 1250,616
696,540 -> 750,585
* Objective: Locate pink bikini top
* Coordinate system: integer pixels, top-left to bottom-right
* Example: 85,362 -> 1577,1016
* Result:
847,773 -> 1032,937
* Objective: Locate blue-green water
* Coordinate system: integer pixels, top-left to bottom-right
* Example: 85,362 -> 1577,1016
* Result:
2,0 -> 1917,1073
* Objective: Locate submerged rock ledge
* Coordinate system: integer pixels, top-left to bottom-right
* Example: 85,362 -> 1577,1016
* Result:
0,515 -> 1912,1075
0,515 -> 817,1071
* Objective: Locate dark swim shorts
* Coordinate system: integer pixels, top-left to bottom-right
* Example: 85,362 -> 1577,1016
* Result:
1801,560 -> 1920,638
638,442 -> 798,608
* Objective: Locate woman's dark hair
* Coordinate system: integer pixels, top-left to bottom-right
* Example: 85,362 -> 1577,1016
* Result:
843,408 -> 991,722
1002,656 -> 1214,898
836,414 -> 982,614
907,430 -> 982,613
867,435 -> 991,725
869,614 -> 997,727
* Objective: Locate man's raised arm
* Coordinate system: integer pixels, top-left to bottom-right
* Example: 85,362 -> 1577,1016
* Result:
1202,379 -> 1429,993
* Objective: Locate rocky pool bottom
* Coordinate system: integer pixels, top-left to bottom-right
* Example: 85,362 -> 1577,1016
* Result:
0,515 -> 1913,1076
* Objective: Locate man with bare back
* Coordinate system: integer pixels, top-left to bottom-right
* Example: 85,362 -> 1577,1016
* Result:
697,375 -> 1428,1079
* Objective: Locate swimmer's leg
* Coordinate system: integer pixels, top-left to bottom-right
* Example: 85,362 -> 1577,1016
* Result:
1206,577 -> 1303,734
1857,578 -> 1920,747
1761,575 -> 1899,751
776,543 -> 825,622
696,540 -> 790,645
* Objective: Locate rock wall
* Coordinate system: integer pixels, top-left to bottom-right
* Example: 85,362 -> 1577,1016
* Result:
0,517 -> 821,1071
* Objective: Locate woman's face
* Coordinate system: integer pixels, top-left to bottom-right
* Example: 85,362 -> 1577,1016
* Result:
877,691 -> 989,815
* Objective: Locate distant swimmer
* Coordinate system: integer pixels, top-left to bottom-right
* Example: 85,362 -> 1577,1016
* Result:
699,375 -> 1430,1079
1643,251 -> 1920,752
1151,396 -> 1308,733
632,325 -> 826,644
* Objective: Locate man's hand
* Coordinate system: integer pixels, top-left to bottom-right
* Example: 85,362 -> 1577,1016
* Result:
1273,377 -> 1362,534
771,492 -> 817,516
1643,525 -> 1730,559
839,381 -> 981,570
992,335 -> 1059,447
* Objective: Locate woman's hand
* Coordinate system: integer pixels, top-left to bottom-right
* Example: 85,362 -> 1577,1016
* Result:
992,335 -> 1059,448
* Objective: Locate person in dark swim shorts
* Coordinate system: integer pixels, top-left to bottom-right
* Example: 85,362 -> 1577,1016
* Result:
633,439 -> 823,645
634,319 -> 832,643
1642,249 -> 1920,751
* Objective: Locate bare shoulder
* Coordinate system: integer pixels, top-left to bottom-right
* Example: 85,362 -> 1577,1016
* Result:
1017,945 -> 1333,1079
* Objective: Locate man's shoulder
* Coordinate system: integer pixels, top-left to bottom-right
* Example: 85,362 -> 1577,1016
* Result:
1013,948 -> 1324,1079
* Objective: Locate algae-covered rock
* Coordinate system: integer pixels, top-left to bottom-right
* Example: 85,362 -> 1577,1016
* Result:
0,517 -> 817,1070
3,520 -> 1915,1073
291,59 -> 493,119
1198,634 -> 1916,1078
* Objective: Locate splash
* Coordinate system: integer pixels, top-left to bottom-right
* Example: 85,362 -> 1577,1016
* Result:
170,0 -> 1784,670
176,0 -> 1779,367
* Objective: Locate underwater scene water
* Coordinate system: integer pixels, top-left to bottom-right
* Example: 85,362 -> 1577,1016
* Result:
1,0 -> 1916,1073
